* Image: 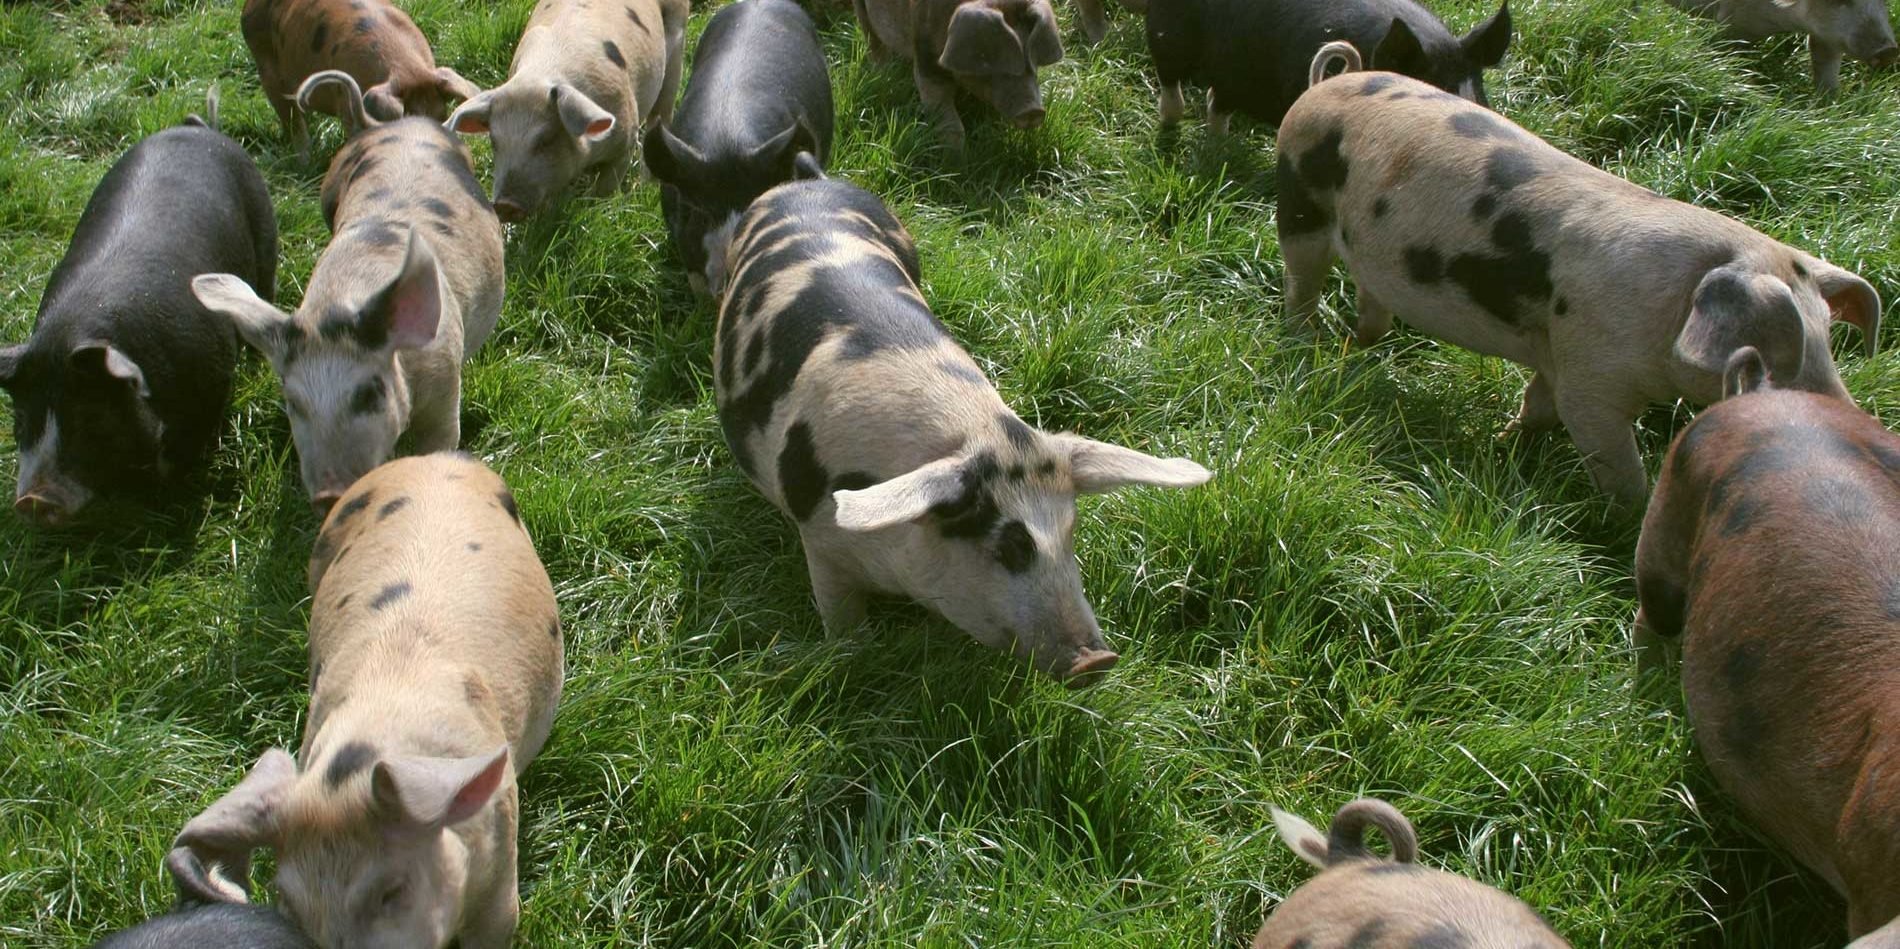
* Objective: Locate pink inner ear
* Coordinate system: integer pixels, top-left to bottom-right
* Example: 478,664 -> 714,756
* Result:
387,262 -> 443,349
584,117 -> 613,138
445,753 -> 509,825
453,114 -> 490,134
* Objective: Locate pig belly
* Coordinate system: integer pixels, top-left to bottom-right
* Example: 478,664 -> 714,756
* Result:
1340,245 -> 1545,367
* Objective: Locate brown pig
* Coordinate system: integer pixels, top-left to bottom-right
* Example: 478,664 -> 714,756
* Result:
165,452 -> 563,949
853,0 -> 1065,150
1635,345 -> 1900,944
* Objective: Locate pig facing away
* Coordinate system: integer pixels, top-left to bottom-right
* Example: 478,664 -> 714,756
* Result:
1661,0 -> 1897,92
1147,0 -> 1510,133
446,0 -> 689,221
166,452 -> 564,949
1254,799 -> 1570,949
194,73 -> 504,512
0,110 -> 277,527
643,0 -> 834,296
1634,347 -> 1900,943
853,0 -> 1066,150
1277,58 -> 1880,506
715,178 -> 1210,685
241,0 -> 479,154
91,901 -> 313,948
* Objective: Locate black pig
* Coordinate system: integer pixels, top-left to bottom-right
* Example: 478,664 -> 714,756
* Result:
92,900 -> 313,948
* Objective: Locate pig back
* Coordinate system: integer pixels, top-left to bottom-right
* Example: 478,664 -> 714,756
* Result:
1252,858 -> 1570,947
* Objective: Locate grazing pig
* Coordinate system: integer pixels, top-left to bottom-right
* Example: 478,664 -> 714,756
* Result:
92,901 -> 313,948
1634,346 -> 1900,943
1254,799 -> 1570,948
1661,0 -> 1898,92
853,0 -> 1066,150
642,0 -> 834,296
715,178 -> 1210,685
241,0 -> 479,154
1147,0 -> 1511,133
1276,52 -> 1880,506
165,452 -> 563,949
445,0 -> 690,222
192,73 -> 503,512
0,100 -> 276,527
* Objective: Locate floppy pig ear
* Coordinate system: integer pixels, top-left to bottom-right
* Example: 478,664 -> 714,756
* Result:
1674,266 -> 1806,387
68,341 -> 151,398
940,4 -> 1022,76
362,82 -> 405,123
193,273 -> 295,358
553,84 -> 616,142
1813,263 -> 1881,357
831,456 -> 968,532
642,123 -> 702,184
1371,18 -> 1428,78
372,745 -> 510,829
1025,4 -> 1064,68
1050,434 -> 1212,494
0,344 -> 24,390
434,67 -> 482,104
1461,0 -> 1512,69
167,748 -> 296,905
359,230 -> 443,351
446,90 -> 496,135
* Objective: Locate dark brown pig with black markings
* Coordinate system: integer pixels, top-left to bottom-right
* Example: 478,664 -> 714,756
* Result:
715,178 -> 1211,685
1276,48 -> 1881,507
446,0 -> 688,221
1253,799 -> 1570,949
1634,346 -> 1900,945
853,0 -> 1066,150
166,452 -> 562,949
1660,0 -> 1897,93
193,72 -> 503,512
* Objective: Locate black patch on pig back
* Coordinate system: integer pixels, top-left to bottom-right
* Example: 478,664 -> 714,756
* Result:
496,489 -> 520,525
777,420 -> 829,521
370,580 -> 412,611
354,15 -> 373,34
1449,110 -> 1512,141
931,453 -> 1002,541
996,520 -> 1036,573
466,541 -> 482,552
1346,918 -> 1389,945
1804,476 -> 1872,523
1408,922 -> 1468,949
377,496 -> 408,521
625,6 -> 646,31
1405,246 -> 1443,284
1276,153 -> 1328,237
1483,148 -> 1541,193
938,360 -> 985,384
1355,75 -> 1396,97
1299,128 -> 1348,192
333,491 -> 374,525
1442,212 -> 1552,325
324,741 -> 376,788
604,40 -> 626,69
999,414 -> 1036,452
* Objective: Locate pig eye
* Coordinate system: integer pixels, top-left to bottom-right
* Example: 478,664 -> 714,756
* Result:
377,881 -> 406,911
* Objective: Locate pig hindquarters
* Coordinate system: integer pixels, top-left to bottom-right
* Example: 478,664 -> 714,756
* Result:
852,0 -> 1065,150
1660,0 -> 1897,92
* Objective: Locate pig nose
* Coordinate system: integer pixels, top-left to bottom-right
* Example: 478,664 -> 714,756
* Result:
493,198 -> 527,223
1063,648 -> 1120,689
14,492 -> 69,527
311,490 -> 343,516
1010,107 -> 1047,130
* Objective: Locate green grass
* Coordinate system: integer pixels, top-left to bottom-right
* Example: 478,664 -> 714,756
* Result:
3,0 -> 1897,944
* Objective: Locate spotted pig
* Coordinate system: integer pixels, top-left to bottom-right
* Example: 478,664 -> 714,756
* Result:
1254,799 -> 1570,949
853,0 -> 1066,150
1634,346 -> 1900,944
1660,0 -> 1897,92
1277,56 -> 1880,506
714,178 -> 1210,685
193,72 -> 504,512
167,453 -> 563,949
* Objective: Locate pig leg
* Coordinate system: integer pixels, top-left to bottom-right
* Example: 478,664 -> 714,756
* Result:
461,814 -> 520,949
855,0 -> 893,61
408,375 -> 463,453
1280,232 -> 1335,336
1204,88 -> 1229,136
655,13 -> 686,126
1556,392 -> 1646,506
1630,606 -> 1677,681
1352,286 -> 1393,348
1811,37 -> 1846,93
914,66 -> 966,151
1073,0 -> 1109,44
1158,82 -> 1186,127
805,546 -> 868,634
1501,371 -> 1560,438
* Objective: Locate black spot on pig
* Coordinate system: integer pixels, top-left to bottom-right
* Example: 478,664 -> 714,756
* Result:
1471,194 -> 1498,220
325,741 -> 376,788
1405,246 -> 1443,284
1299,128 -> 1349,192
743,334 -> 765,375
1449,111 -> 1511,141
604,40 -> 626,69
370,580 -> 412,611
939,360 -> 985,384
421,198 -> 455,219
932,453 -> 1002,541
334,491 -> 374,525
832,471 -> 877,492
1883,580 -> 1900,620
1276,153 -> 1328,237
625,6 -> 646,31
1409,923 -> 1468,949
548,617 -> 562,641
464,673 -> 491,706
1554,297 -> 1569,317
1483,148 -> 1541,192
466,541 -> 482,552
377,496 -> 408,521
311,22 -> 329,52
1347,918 -> 1390,946
1805,476 -> 1872,523
496,490 -> 520,525
1372,198 -> 1389,218
352,219 -> 403,249
1356,75 -> 1396,97
1007,464 -> 1026,481
1792,260 -> 1808,279
1000,414 -> 1036,452
996,520 -> 1036,573
1037,459 -> 1057,477
778,421 -> 829,521
354,16 -> 373,33
1442,212 -> 1552,326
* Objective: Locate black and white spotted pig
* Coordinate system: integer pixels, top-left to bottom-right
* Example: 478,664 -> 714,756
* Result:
166,452 -> 563,949
193,72 -> 504,512
92,901 -> 313,948
642,0 -> 834,296
853,0 -> 1066,150
1276,51 -> 1881,506
1634,347 -> 1900,945
0,98 -> 276,527
715,178 -> 1211,685
1660,0 -> 1897,93
1253,799 -> 1570,948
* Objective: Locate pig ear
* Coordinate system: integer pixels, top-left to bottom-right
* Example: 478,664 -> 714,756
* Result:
1025,3 -> 1064,68
1370,18 -> 1428,78
193,273 -> 295,358
359,230 -> 443,352
434,67 -> 482,104
791,151 -> 826,181
1460,0 -> 1512,70
1813,264 -> 1881,357
642,122 -> 703,184
371,745 -> 510,829
0,344 -> 23,390
1723,346 -> 1771,399
831,456 -> 969,532
940,5 -> 1024,76
362,82 -> 405,123
446,90 -> 496,135
1270,807 -> 1331,870
1050,434 -> 1212,495
745,121 -> 819,182
1675,266 -> 1806,387
166,748 -> 296,905
69,342 -> 151,398
552,84 -> 615,142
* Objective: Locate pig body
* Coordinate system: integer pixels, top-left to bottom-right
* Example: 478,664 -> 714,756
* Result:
446,0 -> 689,221
166,452 -> 563,949
1147,0 -> 1510,132
193,76 -> 504,511
0,116 -> 276,527
715,178 -> 1209,684
1276,66 -> 1880,506
1254,799 -> 1569,948
92,901 -> 313,948
853,0 -> 1066,150
1635,350 -> 1900,941
1661,0 -> 1897,92
241,0 -> 479,153
643,0 -> 834,296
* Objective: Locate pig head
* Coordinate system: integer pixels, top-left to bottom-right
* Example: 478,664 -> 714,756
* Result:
857,0 -> 1064,149
1662,0 -> 1898,91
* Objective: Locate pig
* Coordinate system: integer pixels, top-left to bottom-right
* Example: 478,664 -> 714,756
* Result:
1276,51 -> 1881,507
0,97 -> 277,527
165,452 -> 564,949
642,0 -> 835,297
444,0 -> 690,222
852,0 -> 1066,150
1147,0 -> 1511,134
1660,0 -> 1898,92
92,901 -> 313,948
1071,0 -> 1147,46
241,0 -> 480,155
715,177 -> 1211,685
1254,798 -> 1570,948
1634,345 -> 1900,944
192,72 -> 504,512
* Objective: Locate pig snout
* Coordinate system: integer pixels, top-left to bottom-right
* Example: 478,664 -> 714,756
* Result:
493,198 -> 528,224
1008,106 -> 1047,130
1064,648 -> 1120,688
988,78 -> 1046,130
1870,44 -> 1900,67
14,490 -> 73,527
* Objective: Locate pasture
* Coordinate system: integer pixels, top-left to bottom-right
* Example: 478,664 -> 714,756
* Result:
3,0 -> 1898,943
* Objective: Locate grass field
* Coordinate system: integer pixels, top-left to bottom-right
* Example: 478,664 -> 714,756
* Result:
3,0 -> 1898,944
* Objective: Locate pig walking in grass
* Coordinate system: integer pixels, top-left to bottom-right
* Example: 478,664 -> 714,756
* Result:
1276,45 -> 1880,506
193,72 -> 503,512
715,176 -> 1210,685
446,0 -> 689,221
167,453 -> 563,949
1254,799 -> 1570,948
853,0 -> 1066,150
1660,0 -> 1898,92
1634,346 -> 1900,944
0,97 -> 276,527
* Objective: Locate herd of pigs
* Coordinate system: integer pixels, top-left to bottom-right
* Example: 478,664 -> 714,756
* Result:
5,0 -> 1898,944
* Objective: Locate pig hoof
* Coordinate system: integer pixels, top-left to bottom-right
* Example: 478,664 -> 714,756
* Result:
1064,649 -> 1120,688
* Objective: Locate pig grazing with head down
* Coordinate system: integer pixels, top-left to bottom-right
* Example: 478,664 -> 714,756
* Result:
167,452 -> 563,949
193,73 -> 503,513
446,0 -> 689,222
1254,799 -> 1569,948
0,99 -> 276,527
1661,0 -> 1898,92
1277,47 -> 1880,506
1635,347 -> 1900,945
716,176 -> 1211,685
853,0 -> 1066,150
